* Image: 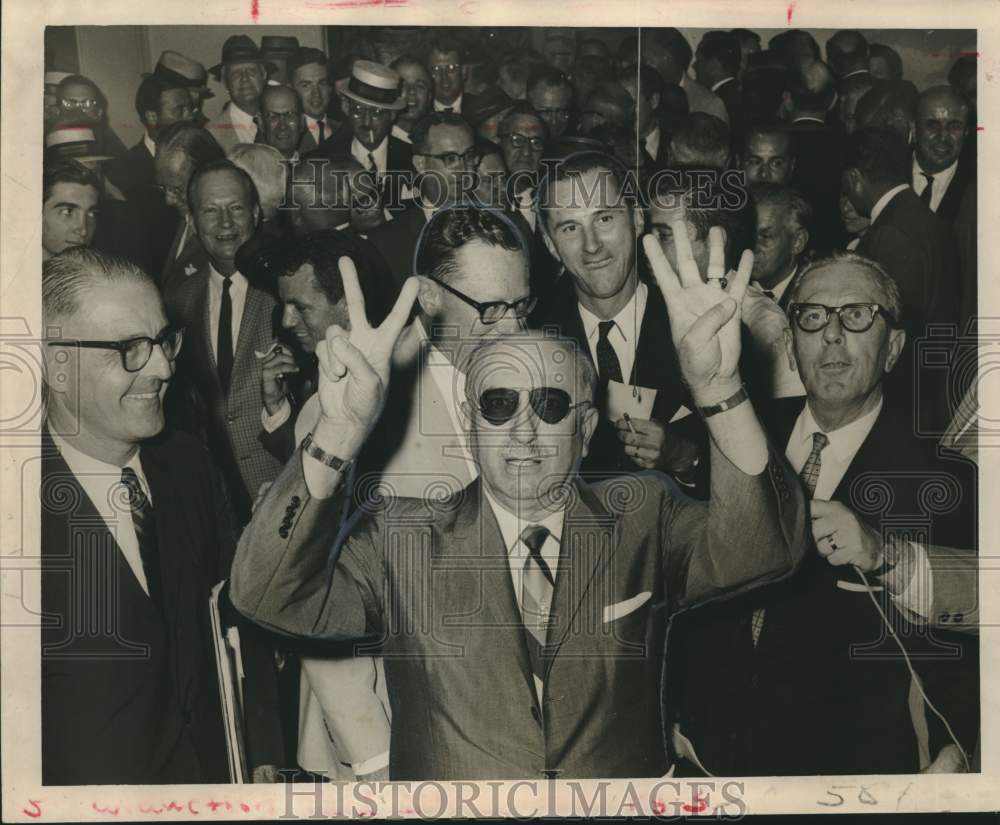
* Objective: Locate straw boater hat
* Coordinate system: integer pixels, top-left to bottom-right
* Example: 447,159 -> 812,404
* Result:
147,50 -> 214,99
339,60 -> 405,110
44,125 -> 113,163
209,35 -> 275,80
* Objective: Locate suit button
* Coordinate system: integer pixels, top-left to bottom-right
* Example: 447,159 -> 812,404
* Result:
531,706 -> 541,726
279,527 -> 289,539
291,496 -> 301,505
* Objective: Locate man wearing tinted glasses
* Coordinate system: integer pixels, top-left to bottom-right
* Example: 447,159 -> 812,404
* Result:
41,248 -> 282,784
231,218 -> 810,779
671,253 -> 978,777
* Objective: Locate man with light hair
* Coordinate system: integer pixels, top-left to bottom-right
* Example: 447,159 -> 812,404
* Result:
227,143 -> 288,229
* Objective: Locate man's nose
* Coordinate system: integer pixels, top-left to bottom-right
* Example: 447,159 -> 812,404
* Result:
144,340 -> 174,381
508,405 -> 540,442
281,305 -> 297,329
220,208 -> 235,228
821,313 -> 846,343
582,224 -> 602,254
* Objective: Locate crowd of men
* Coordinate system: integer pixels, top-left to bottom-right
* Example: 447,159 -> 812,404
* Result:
40,25 -> 980,786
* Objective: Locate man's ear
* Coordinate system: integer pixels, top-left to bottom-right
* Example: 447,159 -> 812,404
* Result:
252,204 -> 261,228
783,326 -> 798,373
792,226 -> 809,257
884,327 -> 907,374
632,207 -> 645,238
579,405 -> 600,458
650,91 -> 661,112
412,153 -> 427,174
416,275 -> 441,315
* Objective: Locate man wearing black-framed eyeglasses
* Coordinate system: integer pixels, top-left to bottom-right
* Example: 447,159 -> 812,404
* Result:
40,247 -> 283,784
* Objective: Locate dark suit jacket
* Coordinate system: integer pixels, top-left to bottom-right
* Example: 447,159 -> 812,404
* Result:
365,202 -> 427,292
166,264 -> 284,526
311,129 -> 414,207
231,435 -> 808,780
858,186 -> 959,329
668,397 -> 979,776
531,275 -> 705,488
922,152 -> 976,229
105,139 -> 156,196
788,120 -> 848,255
41,428 -> 281,784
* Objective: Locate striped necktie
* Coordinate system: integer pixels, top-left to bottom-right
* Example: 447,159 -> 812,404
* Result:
120,467 -> 163,606
751,431 -> 829,645
520,525 -> 554,705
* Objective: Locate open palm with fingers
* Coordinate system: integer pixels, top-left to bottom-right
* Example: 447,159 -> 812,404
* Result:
315,257 -> 419,439
642,225 -> 753,395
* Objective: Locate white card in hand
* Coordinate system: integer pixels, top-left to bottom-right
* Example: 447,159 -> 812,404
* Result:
606,380 -> 656,420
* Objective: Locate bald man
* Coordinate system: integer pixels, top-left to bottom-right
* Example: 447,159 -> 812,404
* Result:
911,86 -> 974,225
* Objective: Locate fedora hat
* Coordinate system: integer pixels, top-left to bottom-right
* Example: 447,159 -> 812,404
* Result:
340,60 -> 405,110
463,86 -> 514,127
44,125 -> 113,163
209,35 -> 275,80
148,50 -> 214,98
260,36 -> 300,59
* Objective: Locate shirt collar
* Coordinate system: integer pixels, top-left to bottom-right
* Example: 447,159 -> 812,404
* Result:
143,133 -> 156,158
229,102 -> 256,127
870,183 -> 909,224
796,396 -> 883,464
769,265 -> 799,303
790,115 -> 825,125
209,263 -> 247,288
48,424 -> 150,499
351,136 -> 389,168
578,281 -> 647,345
392,123 -> 412,143
483,486 -> 566,554
913,154 -> 959,188
842,68 -> 870,79
711,76 -> 735,92
434,94 -> 462,112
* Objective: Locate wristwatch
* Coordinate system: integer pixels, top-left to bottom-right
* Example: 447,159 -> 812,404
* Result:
696,385 -> 749,418
301,432 -> 353,474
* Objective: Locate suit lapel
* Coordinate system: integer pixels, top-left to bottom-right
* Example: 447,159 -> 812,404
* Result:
233,284 -> 269,378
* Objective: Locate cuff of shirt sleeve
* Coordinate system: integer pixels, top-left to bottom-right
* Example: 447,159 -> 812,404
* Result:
261,398 -> 291,433
353,750 -> 390,776
889,540 -> 933,620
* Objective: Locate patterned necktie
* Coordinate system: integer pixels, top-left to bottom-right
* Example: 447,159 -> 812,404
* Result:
751,431 -> 829,646
520,525 -> 554,705
120,467 -> 163,606
217,275 -> 234,394
596,320 -> 624,384
920,173 -> 935,207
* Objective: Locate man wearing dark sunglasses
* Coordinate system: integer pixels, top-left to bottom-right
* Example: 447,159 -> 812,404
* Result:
232,218 -> 810,779
41,248 -> 283,784
671,253 -> 978,777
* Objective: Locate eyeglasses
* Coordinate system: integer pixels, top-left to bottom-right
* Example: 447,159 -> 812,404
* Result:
430,63 -> 462,75
431,278 -> 536,324
416,147 -> 480,167
788,303 -> 895,334
479,386 -> 589,426
265,111 -> 300,126
47,327 -> 185,372
500,133 -> 546,152
349,102 -> 390,119
60,98 -> 100,112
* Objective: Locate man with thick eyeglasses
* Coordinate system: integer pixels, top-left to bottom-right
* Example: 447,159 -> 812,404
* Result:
671,252 -> 978,778
230,218 -> 808,779
40,248 -> 283,784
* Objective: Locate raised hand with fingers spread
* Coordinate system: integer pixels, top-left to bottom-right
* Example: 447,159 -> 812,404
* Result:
309,256 -> 419,470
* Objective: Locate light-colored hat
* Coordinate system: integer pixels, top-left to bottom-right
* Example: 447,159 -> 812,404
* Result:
148,50 -> 214,98
44,125 -> 113,163
339,60 -> 405,111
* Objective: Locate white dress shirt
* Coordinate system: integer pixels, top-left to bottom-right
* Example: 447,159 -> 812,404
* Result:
643,123 -> 661,163
304,114 -> 332,146
485,487 -> 565,703
227,102 -> 258,144
208,266 -> 248,362
766,265 -> 798,305
392,123 -> 412,144
143,133 -> 156,158
578,281 -> 648,386
785,398 -> 931,617
48,427 -> 153,596
911,156 -> 959,213
351,136 -> 389,176
869,183 -> 909,224
434,95 -> 462,113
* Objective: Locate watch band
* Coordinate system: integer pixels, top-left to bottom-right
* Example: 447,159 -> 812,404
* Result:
301,432 -> 353,473
696,385 -> 749,418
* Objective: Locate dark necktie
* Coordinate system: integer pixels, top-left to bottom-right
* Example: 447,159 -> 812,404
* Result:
442,105 -> 454,114
751,431 -> 829,645
763,289 -> 776,301
920,173 -> 934,207
317,120 -> 326,143
367,152 -> 377,174
596,320 -> 624,384
520,525 -> 555,704
217,275 -> 234,393
120,467 -> 163,606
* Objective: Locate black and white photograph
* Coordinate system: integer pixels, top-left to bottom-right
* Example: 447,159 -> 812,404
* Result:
1,0 -> 995,818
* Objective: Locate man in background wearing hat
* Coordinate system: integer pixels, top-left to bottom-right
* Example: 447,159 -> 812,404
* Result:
464,86 -> 513,145
105,75 -> 193,196
290,47 -> 339,154
147,50 -> 215,126
315,60 -> 412,201
259,36 -> 299,85
206,35 -> 271,153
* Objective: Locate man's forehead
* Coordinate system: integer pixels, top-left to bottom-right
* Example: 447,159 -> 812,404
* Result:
748,132 -> 790,155
472,340 -> 578,388
429,48 -> 460,64
798,263 -> 882,300
65,280 -> 165,337
228,61 -> 262,73
62,82 -> 97,99
294,62 -> 327,81
919,92 -> 967,119
264,89 -> 298,110
549,169 -> 626,211
48,181 -> 99,206
507,114 -> 545,134
196,169 -> 250,201
428,123 -> 472,149
399,62 -> 430,82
